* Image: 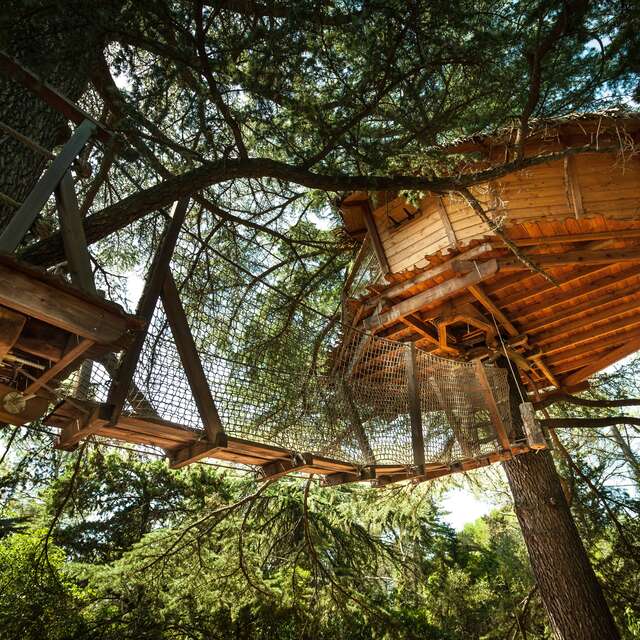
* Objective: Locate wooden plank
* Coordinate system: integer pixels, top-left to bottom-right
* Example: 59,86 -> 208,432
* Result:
362,205 -> 390,276
525,281 -> 640,333
473,360 -> 511,450
24,337 -> 94,395
545,327 -> 640,367
106,198 -> 189,424
161,272 -> 223,441
436,197 -> 458,246
511,266 -> 640,322
491,228 -> 640,247
563,336 -> 640,386
500,249 -> 640,270
363,259 -> 498,331
535,300 -> 640,347
0,306 -> 25,359
168,432 -> 228,469
405,342 -> 425,470
467,283 -> 519,337
366,242 -> 493,305
55,170 -> 97,294
0,51 -> 112,143
0,119 -> 96,252
541,313 -> 640,355
0,262 -> 131,343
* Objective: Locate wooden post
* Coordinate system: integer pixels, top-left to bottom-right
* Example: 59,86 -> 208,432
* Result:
436,197 -> 458,247
405,342 -> 425,472
361,206 -> 390,276
106,198 -> 189,424
161,272 -> 224,442
55,170 -> 97,294
473,359 -> 512,451
0,119 -> 96,252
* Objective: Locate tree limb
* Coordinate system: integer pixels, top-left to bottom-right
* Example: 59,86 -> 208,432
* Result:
542,416 -> 640,429
20,144 -> 616,267
535,392 -> 640,410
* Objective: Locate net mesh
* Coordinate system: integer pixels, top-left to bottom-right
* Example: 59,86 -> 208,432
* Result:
67,237 -> 512,468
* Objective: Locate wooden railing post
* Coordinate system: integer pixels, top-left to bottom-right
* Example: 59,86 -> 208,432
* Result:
106,198 -> 189,425
405,342 -> 425,473
161,272 -> 224,442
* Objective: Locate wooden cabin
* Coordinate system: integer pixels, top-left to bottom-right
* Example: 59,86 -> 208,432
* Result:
339,112 -> 640,393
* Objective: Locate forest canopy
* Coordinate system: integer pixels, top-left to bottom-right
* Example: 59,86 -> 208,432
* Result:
1,1 -> 640,638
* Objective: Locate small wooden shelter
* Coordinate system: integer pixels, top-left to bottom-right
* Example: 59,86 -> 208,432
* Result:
339,112 -> 640,394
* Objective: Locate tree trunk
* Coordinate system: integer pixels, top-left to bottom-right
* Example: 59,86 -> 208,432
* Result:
0,1 -> 116,234
498,360 -> 620,639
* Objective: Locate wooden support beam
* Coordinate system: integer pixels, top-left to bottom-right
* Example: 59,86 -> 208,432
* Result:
260,453 -> 313,481
0,51 -> 112,143
467,283 -> 519,337
362,206 -> 390,276
161,272 -> 224,442
322,468 -> 375,486
0,255 -> 138,343
563,155 -> 584,218
363,259 -> 498,331
0,119 -> 96,252
57,403 -> 108,450
24,337 -> 94,395
473,359 -> 511,451
0,307 -> 25,360
55,170 -> 97,294
167,432 -> 228,469
401,314 -> 444,349
563,336 -> 640,386
436,197 -> 458,246
405,342 -> 425,471
107,198 -> 189,424
365,242 -> 493,305
530,352 -> 560,389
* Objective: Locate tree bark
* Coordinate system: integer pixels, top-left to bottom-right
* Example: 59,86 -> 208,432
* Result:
498,359 -> 620,639
0,1 -> 117,233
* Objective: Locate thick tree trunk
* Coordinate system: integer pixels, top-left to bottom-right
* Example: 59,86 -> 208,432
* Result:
498,360 -> 620,639
0,1 -> 115,234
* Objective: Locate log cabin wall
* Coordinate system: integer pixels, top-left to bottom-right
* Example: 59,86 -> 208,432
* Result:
361,151 -> 640,274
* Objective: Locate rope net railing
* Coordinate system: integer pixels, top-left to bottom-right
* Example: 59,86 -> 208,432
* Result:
65,237 -> 512,469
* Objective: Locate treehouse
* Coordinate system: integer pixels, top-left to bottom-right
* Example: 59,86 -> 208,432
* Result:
1,52 -> 623,485
339,112 -> 640,396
